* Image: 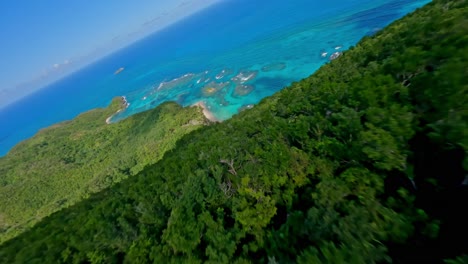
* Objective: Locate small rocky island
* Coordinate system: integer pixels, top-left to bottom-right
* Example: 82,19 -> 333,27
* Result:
114,67 -> 125,75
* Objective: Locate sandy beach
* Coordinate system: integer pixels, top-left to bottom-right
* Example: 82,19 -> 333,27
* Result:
106,110 -> 121,124
192,101 -> 219,122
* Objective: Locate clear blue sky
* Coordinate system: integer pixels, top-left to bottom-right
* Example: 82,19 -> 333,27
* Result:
0,0 -> 219,107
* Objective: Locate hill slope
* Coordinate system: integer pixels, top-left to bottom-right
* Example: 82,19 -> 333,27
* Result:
0,0 -> 466,263
0,98 -> 207,244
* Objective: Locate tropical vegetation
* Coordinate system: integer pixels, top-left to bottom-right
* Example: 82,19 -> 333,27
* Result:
0,0 -> 466,263
0,99 -> 207,244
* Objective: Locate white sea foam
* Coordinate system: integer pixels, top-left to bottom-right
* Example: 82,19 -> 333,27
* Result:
155,73 -> 196,91
232,70 -> 258,84
0,0 -> 431,156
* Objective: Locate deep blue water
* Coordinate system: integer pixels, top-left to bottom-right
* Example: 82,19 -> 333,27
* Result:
0,0 -> 430,156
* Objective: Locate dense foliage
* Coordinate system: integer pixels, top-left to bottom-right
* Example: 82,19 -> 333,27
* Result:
0,0 -> 466,263
0,99 -> 207,244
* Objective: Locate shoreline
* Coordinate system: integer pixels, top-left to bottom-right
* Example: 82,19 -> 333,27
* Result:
105,96 -> 129,124
105,97 -> 219,124
192,101 -> 219,123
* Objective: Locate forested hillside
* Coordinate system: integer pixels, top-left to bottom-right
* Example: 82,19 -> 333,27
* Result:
0,98 -> 207,244
0,0 -> 466,263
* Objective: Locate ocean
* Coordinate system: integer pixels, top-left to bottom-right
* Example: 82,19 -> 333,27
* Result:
0,0 -> 430,156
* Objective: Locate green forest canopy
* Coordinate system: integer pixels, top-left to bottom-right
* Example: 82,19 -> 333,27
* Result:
0,0 -> 467,263
0,98 -> 207,244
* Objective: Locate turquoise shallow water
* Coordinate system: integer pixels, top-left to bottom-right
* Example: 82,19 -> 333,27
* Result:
0,0 -> 430,156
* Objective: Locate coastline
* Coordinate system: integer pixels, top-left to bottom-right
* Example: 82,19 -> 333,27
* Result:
106,96 -> 129,124
105,98 -> 219,124
192,101 -> 219,122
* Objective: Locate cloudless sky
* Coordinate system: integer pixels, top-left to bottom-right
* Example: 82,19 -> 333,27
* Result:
0,0 -> 219,105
